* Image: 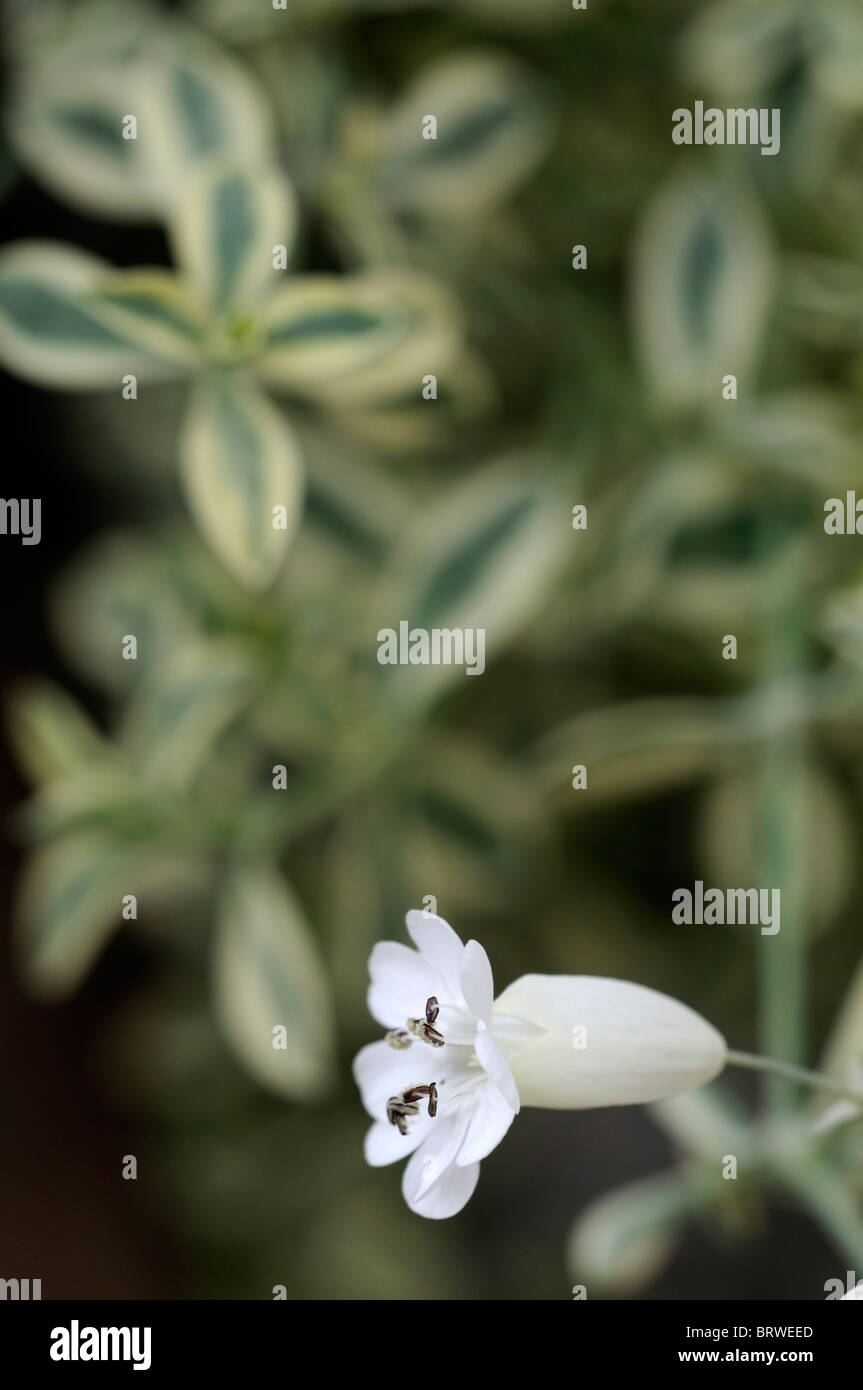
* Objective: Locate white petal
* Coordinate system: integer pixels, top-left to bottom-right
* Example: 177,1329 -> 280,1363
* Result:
457,1081 -> 516,1165
364,1116 -> 430,1167
491,1012 -> 545,1046
460,939 -> 494,1024
434,1006 -> 478,1046
405,909 -> 464,989
352,1038 -> 406,1119
402,1111 -> 476,1218
403,1155 -> 480,1219
366,940 -> 441,1028
493,975 -> 727,1109
403,1112 -> 467,1201
475,1028 -> 520,1112
353,1038 -> 441,1120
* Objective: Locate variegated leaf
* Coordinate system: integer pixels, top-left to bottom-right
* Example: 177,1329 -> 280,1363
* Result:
15,833 -> 203,997
256,271 -> 461,408
6,680 -> 114,786
567,1169 -> 704,1294
180,373 -> 304,588
374,464 -> 567,706
8,61 -> 154,221
0,243 -> 177,389
631,175 -> 773,413
213,863 -> 335,1099
119,641 -> 256,789
169,161 -> 297,317
136,32 -> 276,207
92,270 -> 206,366
377,51 -> 552,216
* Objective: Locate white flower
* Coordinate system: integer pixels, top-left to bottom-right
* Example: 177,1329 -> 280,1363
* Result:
352,910 -> 538,1219
354,911 -> 727,1219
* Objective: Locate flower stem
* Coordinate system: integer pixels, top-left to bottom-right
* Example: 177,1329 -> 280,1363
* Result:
726,1049 -> 863,1107
758,532 -> 809,1110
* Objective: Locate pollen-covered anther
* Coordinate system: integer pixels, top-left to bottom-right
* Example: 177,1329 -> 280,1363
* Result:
407,995 -> 445,1047
386,1093 -> 419,1135
385,1028 -> 412,1050
386,1082 -> 438,1135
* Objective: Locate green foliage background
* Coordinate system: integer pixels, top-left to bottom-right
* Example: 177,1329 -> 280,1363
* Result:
4,0 -> 863,1298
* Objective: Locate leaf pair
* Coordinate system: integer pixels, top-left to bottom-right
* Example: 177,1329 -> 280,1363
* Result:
0,158 -> 464,587
7,656 -> 335,1098
7,15 -> 276,219
7,643 -> 254,991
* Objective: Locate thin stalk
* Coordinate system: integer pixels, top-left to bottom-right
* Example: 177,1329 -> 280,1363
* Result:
726,1050 -> 863,1108
758,533 -> 809,1109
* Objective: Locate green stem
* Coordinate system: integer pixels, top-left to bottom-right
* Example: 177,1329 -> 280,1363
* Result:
726,1049 -> 863,1107
758,532 -> 809,1110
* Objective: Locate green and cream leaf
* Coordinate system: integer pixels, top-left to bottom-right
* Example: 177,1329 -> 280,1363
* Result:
213,863 -> 335,1100
180,373 -> 304,588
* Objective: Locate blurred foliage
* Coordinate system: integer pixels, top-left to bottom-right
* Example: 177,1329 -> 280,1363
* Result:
3,0 -> 863,1298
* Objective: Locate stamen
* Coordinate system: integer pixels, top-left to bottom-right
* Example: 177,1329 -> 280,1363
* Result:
386,1081 -> 439,1133
407,1016 -> 445,1047
386,1093 -> 420,1135
402,1084 -> 431,1103
386,1029 -> 412,1050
